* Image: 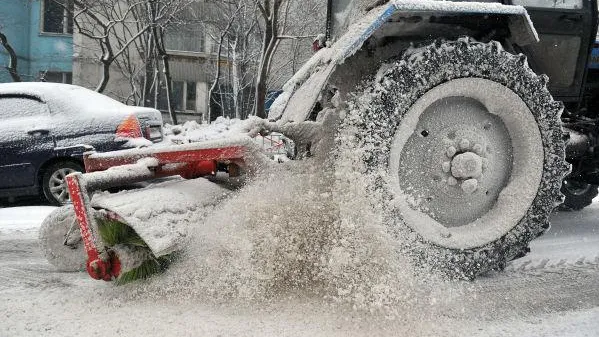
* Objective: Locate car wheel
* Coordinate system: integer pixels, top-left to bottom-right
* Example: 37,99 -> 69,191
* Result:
42,161 -> 84,206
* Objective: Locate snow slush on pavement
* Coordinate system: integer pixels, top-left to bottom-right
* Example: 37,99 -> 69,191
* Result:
40,0 -> 583,288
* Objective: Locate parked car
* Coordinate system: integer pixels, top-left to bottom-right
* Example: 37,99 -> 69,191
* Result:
0,82 -> 163,205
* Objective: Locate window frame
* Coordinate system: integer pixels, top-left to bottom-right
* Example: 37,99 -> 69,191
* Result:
40,0 -> 74,35
164,27 -> 206,54
160,81 -> 198,113
510,0 -> 584,10
39,71 -> 73,84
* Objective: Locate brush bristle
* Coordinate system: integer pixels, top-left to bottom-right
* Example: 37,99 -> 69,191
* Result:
95,216 -> 174,284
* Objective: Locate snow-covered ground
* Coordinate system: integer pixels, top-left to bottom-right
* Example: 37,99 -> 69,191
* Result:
0,206 -> 55,240
1,197 -> 598,336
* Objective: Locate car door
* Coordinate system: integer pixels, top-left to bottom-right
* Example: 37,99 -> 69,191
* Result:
511,0 -> 597,103
0,95 -> 55,189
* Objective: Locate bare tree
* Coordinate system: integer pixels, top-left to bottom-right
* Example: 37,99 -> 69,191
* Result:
253,0 -> 285,118
61,0 -> 195,123
62,0 -> 151,92
197,0 -> 322,121
252,0 -> 324,118
206,3 -> 242,122
0,30 -> 21,82
61,0 -> 322,124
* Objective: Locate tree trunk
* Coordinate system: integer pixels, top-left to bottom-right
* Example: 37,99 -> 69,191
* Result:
0,31 -> 21,82
254,0 -> 282,119
232,40 -> 241,119
254,20 -> 274,119
142,34 -> 155,107
150,0 -> 177,125
208,30 -> 230,123
96,59 -> 111,93
161,53 -> 177,125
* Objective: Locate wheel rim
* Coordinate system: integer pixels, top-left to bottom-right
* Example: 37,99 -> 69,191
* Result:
388,78 -> 544,250
48,168 -> 77,204
563,180 -> 593,196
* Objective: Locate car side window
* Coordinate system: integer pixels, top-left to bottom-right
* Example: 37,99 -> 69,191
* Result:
511,0 -> 583,9
0,96 -> 50,119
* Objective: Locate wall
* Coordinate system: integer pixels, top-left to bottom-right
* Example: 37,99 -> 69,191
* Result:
0,0 -> 31,82
0,0 -> 72,83
28,0 -> 73,79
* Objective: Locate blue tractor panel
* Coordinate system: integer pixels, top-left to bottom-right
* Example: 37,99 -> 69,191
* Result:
590,40 -> 599,69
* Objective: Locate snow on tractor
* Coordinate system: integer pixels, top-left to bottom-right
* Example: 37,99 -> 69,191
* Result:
40,0 -> 599,283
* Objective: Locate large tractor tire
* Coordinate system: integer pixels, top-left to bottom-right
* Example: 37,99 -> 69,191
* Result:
337,39 -> 569,279
560,179 -> 598,211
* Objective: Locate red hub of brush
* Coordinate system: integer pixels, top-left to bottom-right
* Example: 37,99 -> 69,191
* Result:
86,252 -> 121,281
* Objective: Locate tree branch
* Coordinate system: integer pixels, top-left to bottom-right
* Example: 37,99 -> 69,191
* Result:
0,31 -> 21,82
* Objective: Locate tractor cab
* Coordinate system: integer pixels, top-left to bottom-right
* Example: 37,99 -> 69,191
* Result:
512,0 -> 598,106
326,0 -> 598,106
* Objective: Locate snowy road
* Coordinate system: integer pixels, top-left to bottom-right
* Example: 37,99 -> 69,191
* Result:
0,203 -> 598,336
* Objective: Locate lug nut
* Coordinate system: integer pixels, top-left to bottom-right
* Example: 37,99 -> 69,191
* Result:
459,139 -> 471,150
473,143 -> 483,155
446,146 -> 457,157
461,179 -> 478,194
442,161 -> 451,173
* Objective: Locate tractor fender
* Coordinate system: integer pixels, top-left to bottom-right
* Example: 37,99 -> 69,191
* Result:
269,0 -> 539,123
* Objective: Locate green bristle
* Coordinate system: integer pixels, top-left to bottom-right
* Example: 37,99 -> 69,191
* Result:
96,217 -> 145,247
115,254 -> 175,286
95,216 -> 175,284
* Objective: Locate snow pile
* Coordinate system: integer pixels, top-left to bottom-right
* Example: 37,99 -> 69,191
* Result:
163,117 -> 248,144
163,117 -> 294,158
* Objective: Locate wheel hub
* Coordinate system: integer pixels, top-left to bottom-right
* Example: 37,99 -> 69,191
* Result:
49,168 -> 77,204
394,95 -> 513,227
445,146 -> 485,193
450,151 -> 482,179
388,78 -> 544,250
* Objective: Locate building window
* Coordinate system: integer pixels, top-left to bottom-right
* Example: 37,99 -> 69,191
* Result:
159,81 -> 197,112
42,0 -> 74,34
40,71 -> 73,84
186,82 -> 197,111
165,27 -> 205,53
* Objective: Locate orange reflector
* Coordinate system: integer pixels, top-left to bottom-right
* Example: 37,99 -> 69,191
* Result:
116,115 -> 142,138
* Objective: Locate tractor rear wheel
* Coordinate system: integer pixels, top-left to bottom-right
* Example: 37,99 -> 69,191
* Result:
337,39 -> 569,279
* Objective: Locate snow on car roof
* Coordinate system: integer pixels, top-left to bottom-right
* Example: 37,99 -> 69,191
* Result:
0,82 -> 126,114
